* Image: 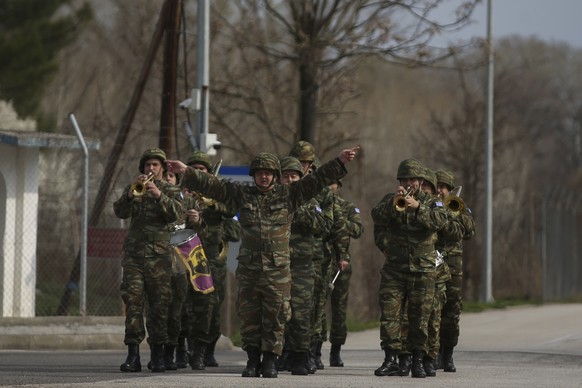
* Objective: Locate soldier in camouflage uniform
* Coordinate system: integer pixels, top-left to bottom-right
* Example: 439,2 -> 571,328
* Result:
371,158 -> 462,378
327,181 -> 364,367
278,156 -> 331,375
166,147 -> 358,378
418,168 -> 453,377
436,169 -> 476,373
159,171 -> 202,371
114,148 -> 184,373
182,151 -> 238,371
289,143 -> 349,372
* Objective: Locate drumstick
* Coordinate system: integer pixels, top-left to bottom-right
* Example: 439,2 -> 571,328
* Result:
329,270 -> 341,290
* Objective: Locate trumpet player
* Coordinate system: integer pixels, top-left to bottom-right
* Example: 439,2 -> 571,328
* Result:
371,159 -> 463,378
114,148 -> 184,373
435,170 -> 476,373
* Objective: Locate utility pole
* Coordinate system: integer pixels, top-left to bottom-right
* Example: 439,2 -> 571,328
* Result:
482,0 -> 495,303
159,0 -> 182,156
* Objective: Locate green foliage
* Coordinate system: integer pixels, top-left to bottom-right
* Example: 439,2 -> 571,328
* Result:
0,0 -> 92,123
345,315 -> 380,332
229,330 -> 242,347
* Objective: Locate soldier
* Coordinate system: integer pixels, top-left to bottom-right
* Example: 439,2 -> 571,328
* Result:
182,151 -> 237,370
371,158 -> 462,378
278,156 -> 331,375
327,180 -> 364,367
166,146 -> 358,378
289,143 -> 349,372
114,148 -> 184,373
160,171 -> 202,371
436,169 -> 476,373
418,168 -> 453,377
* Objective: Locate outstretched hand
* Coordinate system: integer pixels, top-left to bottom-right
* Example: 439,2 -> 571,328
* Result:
165,160 -> 187,175
338,146 -> 360,164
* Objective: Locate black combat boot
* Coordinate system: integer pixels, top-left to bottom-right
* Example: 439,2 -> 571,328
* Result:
313,341 -> 324,370
149,344 -> 165,373
398,353 -> 412,376
423,355 -> 436,377
203,337 -> 219,367
120,344 -> 141,372
306,348 -> 317,374
189,341 -> 207,370
163,345 -> 177,370
290,352 -> 309,375
374,349 -> 399,376
275,348 -> 291,371
329,343 -> 344,367
410,349 -> 426,378
175,337 -> 188,369
261,351 -> 278,378
442,346 -> 456,372
241,347 -> 261,377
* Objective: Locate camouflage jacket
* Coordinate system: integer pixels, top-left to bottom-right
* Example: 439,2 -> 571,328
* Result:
321,189 -> 351,263
290,198 -> 331,264
185,193 -> 236,247
113,178 -> 184,255
180,158 -> 347,271
338,196 -> 364,240
371,190 -> 463,273
435,208 -> 476,274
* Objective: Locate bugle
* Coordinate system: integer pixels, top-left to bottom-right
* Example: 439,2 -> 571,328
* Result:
443,195 -> 465,216
443,186 -> 464,216
393,187 -> 413,212
131,172 -> 155,197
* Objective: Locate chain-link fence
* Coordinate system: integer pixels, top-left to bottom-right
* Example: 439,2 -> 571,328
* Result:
540,187 -> 582,301
5,146 -> 581,322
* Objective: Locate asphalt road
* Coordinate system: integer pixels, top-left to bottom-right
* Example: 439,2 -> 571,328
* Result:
1,304 -> 581,387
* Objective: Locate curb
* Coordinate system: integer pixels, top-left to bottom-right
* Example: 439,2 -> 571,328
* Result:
0,317 -> 234,351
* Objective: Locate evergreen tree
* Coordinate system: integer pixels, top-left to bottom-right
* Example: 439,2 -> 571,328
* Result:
0,0 -> 92,128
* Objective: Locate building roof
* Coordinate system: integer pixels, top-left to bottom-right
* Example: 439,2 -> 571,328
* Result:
0,129 -> 100,150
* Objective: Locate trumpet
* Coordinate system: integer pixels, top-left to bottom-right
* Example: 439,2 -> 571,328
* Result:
442,186 -> 464,216
131,172 -> 155,197
393,187 -> 413,212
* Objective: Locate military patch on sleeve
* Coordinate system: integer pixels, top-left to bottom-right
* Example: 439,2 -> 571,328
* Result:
355,207 -> 361,213
435,201 -> 443,207
316,206 -> 322,212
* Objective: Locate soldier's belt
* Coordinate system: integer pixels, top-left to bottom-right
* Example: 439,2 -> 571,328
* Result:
389,244 -> 434,257
241,239 -> 288,252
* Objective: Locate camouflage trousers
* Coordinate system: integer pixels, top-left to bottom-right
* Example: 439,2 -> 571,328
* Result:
285,261 -> 315,352
166,272 -> 189,346
311,257 -> 333,344
440,272 -> 463,347
327,263 -> 352,345
379,266 -> 435,353
186,260 -> 225,344
120,253 -> 172,346
236,265 -> 291,355
426,279 -> 447,359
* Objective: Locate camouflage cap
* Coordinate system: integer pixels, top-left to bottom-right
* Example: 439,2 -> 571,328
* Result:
186,150 -> 212,170
279,156 -> 304,177
249,152 -> 281,178
139,148 -> 167,173
421,167 -> 437,193
396,158 -> 424,180
436,169 -> 455,190
289,140 -> 316,162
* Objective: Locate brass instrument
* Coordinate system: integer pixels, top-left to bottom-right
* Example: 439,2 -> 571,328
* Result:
393,187 -> 413,212
131,172 -> 155,197
443,186 -> 465,216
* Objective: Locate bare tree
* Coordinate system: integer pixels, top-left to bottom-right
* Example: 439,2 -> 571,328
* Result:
210,0 -> 480,155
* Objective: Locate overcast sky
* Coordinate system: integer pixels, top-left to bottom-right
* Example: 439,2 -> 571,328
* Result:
439,0 -> 582,49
